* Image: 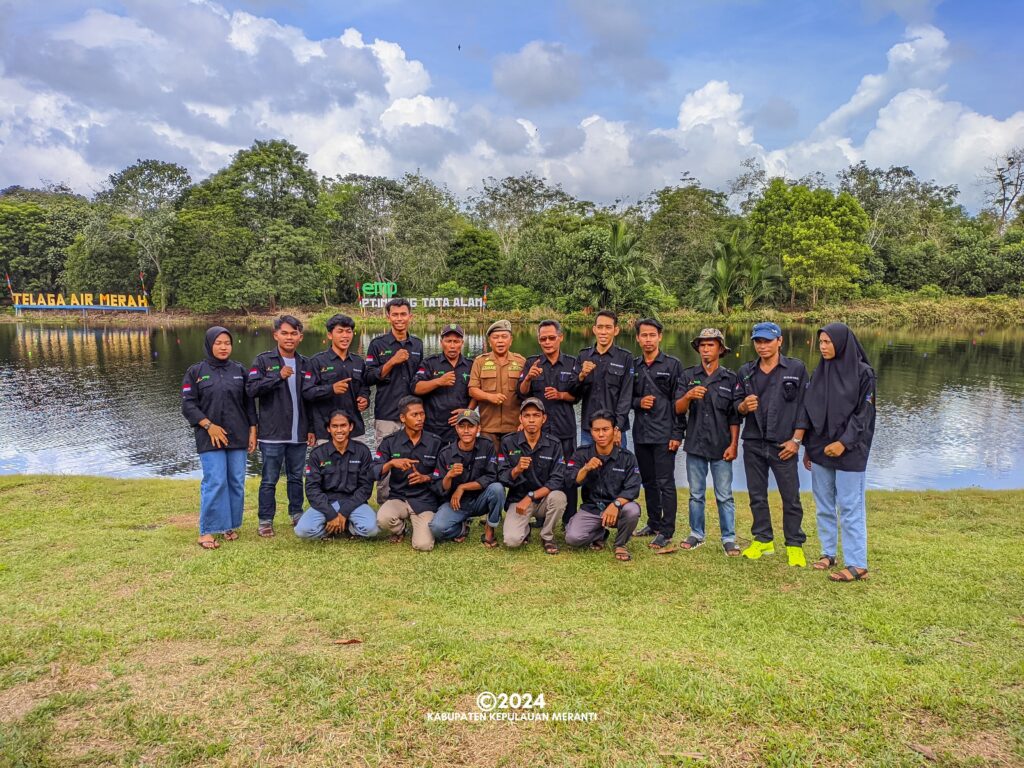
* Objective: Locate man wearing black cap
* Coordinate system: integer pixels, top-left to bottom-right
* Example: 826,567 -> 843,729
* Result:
631,317 -> 685,550
499,397 -> 568,554
675,328 -> 742,555
735,322 -> 809,566
429,409 -> 505,546
518,319 -> 581,523
302,313 -> 369,445
413,324 -> 474,444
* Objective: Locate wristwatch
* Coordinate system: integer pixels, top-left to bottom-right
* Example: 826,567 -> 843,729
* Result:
527,491 -> 536,500
791,436 -> 802,445
613,499 -> 623,509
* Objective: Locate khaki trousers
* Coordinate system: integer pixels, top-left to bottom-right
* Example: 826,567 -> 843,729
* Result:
502,491 -> 567,547
377,499 -> 435,551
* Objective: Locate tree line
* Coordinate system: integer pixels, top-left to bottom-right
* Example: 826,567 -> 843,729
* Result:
2,139 -> 1022,314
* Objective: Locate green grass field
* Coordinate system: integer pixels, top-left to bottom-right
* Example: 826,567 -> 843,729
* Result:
1,476 -> 1021,767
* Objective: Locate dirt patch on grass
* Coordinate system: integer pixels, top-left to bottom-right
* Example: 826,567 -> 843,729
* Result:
0,678 -> 58,723
166,513 -> 197,529
947,730 -> 1018,766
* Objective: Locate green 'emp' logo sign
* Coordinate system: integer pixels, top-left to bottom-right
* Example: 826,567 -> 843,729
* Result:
362,281 -> 398,297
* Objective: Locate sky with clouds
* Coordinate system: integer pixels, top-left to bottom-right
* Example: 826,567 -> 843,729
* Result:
1,0 -> 1022,210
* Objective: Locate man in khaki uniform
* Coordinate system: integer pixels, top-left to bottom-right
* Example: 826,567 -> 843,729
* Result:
468,319 -> 526,451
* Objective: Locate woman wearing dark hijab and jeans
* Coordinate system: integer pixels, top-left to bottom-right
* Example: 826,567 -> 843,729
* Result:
181,327 -> 258,549
799,322 -> 876,582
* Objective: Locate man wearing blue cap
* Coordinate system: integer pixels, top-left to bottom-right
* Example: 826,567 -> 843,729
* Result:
735,322 -> 809,566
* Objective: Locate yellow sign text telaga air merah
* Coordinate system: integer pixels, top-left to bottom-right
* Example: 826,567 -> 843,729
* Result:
12,293 -> 149,308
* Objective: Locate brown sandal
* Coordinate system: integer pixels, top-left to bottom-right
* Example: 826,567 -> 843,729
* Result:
223,530 -> 239,541
813,555 -> 836,570
830,566 -> 869,582
198,536 -> 220,550
614,546 -> 632,562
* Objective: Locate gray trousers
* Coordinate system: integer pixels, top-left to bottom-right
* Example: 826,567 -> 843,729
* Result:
502,491 -> 567,547
565,502 -> 641,549
373,419 -> 402,503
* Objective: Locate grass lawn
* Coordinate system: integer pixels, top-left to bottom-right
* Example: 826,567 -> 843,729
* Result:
1,476 -> 1022,767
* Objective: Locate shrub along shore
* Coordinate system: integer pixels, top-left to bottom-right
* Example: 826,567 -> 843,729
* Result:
4,294 -> 1024,331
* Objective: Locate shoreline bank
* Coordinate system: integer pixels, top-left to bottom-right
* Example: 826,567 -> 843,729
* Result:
3,295 -> 1022,330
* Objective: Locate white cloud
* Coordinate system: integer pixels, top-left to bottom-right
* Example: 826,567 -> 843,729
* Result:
816,24 -> 949,136
0,7 -> 1021,213
492,41 -> 582,108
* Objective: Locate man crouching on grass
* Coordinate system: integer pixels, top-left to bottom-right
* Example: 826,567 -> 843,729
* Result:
374,396 -> 443,551
565,410 -> 642,562
429,409 -> 505,547
295,410 -> 379,540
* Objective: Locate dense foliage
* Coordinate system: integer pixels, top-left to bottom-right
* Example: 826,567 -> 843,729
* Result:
2,140 -> 1022,313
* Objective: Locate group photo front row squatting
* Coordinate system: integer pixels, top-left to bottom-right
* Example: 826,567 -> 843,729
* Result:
181,299 -> 876,582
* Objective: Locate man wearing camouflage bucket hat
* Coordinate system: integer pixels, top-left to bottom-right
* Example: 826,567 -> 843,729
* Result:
413,324 -> 474,444
674,328 -> 743,556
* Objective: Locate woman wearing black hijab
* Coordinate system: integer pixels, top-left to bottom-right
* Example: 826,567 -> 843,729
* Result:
181,327 -> 258,549
799,322 -> 876,582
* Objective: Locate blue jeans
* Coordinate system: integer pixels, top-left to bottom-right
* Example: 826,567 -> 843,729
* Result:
294,502 -> 379,539
579,430 -> 628,450
685,453 -> 736,543
811,463 -> 868,569
198,449 -> 247,536
258,442 -> 307,522
429,482 -> 505,541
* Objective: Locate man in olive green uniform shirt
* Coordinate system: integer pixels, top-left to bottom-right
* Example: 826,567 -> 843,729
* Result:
468,319 -> 526,451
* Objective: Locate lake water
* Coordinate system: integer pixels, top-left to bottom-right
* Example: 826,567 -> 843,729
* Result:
1,320 -> 1022,491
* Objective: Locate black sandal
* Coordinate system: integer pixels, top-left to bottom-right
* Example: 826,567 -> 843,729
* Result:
813,555 -> 836,570
830,566 -> 869,582
543,541 -> 559,555
589,541 -> 605,552
480,533 -> 499,548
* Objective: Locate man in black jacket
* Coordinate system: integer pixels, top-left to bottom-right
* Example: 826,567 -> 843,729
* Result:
577,309 -> 633,449
247,315 -> 315,537
565,410 -> 643,562
364,298 -> 424,501
296,410 -> 378,540
735,322 -> 809,567
675,328 -> 742,555
413,324 -> 473,444
428,409 -> 504,546
374,396 -> 443,551
631,317 -> 685,550
302,313 -> 369,445
499,398 -> 567,553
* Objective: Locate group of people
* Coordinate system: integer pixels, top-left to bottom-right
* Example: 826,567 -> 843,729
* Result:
181,300 -> 876,581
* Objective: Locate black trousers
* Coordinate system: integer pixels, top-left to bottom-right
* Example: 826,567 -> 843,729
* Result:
634,442 -> 677,539
742,439 -> 806,546
559,435 -> 579,525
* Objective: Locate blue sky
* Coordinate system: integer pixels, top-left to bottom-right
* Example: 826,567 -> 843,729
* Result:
1,0 -> 1022,209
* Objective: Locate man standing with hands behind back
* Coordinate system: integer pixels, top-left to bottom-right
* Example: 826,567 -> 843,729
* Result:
631,317 -> 685,551
469,319 -> 525,451
735,322 -> 809,567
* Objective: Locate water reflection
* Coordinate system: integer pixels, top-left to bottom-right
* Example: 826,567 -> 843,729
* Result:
1,321 -> 1022,490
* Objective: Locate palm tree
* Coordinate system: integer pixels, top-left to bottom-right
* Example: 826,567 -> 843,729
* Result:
739,251 -> 784,310
693,232 -> 746,314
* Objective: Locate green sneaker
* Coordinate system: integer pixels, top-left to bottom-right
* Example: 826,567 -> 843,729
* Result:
742,540 -> 775,560
787,546 -> 807,567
